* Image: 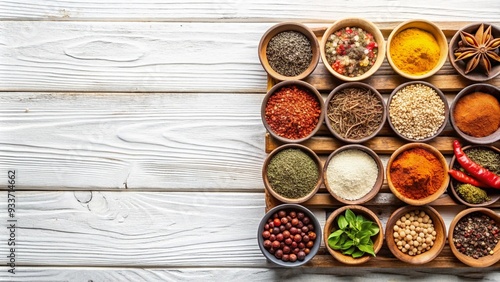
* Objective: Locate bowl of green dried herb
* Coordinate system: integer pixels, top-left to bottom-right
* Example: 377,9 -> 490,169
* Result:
259,22 -> 320,81
263,144 -> 322,204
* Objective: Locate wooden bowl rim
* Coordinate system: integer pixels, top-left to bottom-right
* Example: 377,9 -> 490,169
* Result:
262,143 -> 323,204
323,144 -> 384,205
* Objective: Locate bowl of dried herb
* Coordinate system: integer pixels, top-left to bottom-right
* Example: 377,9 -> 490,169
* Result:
259,22 -> 320,81
324,82 -> 386,143
263,144 -> 322,204
449,23 -> 500,82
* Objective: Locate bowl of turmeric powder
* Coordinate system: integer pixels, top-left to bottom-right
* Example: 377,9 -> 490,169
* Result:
387,20 -> 448,79
387,143 -> 450,206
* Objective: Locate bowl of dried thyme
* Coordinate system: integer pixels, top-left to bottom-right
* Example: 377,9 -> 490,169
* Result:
263,144 -> 322,204
324,82 -> 386,143
259,22 -> 320,81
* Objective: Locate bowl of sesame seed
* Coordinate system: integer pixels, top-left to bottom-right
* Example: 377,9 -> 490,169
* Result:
387,81 -> 449,142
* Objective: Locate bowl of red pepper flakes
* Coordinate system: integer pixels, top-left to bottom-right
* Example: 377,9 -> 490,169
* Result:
262,80 -> 324,143
320,18 -> 386,82
448,142 -> 500,207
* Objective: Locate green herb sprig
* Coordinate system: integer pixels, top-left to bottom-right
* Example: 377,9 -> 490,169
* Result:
327,209 -> 380,258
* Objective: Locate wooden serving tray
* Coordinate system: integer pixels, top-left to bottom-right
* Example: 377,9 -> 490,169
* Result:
263,22 -> 500,268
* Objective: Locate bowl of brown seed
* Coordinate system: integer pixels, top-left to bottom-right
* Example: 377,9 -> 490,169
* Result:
259,22 -> 320,81
324,82 -> 386,143
387,81 -> 449,142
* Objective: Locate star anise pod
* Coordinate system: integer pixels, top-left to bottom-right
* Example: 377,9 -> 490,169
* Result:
454,24 -> 500,75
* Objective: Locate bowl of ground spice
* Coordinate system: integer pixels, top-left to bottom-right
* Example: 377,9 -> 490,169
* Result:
385,205 -> 446,265
387,143 -> 450,206
387,81 -> 449,142
450,83 -> 500,144
259,22 -> 320,81
449,208 -> 500,267
324,82 -> 386,143
321,18 -> 386,81
387,19 -> 448,79
262,80 -> 324,143
448,144 -> 500,207
449,23 -> 500,82
263,144 -> 322,204
323,144 -> 383,205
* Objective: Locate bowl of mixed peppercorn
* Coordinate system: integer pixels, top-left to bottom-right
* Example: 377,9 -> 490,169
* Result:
320,18 -> 385,81
449,207 -> 500,267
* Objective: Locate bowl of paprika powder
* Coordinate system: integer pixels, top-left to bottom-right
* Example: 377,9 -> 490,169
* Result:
387,143 -> 450,206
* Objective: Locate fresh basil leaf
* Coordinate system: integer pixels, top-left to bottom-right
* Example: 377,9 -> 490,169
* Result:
356,215 -> 365,230
341,240 -> 353,250
328,235 -> 340,247
368,224 -> 380,236
358,232 -> 372,245
338,215 -> 348,229
328,229 -> 344,239
345,209 -> 355,225
352,250 -> 365,258
343,246 -> 356,255
358,243 -> 376,257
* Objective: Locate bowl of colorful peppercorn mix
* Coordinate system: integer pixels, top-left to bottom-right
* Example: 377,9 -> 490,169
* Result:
320,18 -> 385,81
259,22 -> 320,81
324,82 -> 386,143
262,80 -> 324,143
448,141 -> 500,207
450,83 -> 500,145
448,207 -> 500,267
263,144 -> 322,204
323,205 -> 384,265
387,81 -> 449,142
387,143 -> 450,206
448,23 -> 500,82
385,205 -> 446,265
387,19 -> 448,80
323,144 -> 384,205
258,203 -> 321,267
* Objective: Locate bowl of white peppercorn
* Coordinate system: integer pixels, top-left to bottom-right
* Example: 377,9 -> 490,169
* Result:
259,22 -> 320,81
386,205 -> 446,265
387,81 -> 449,142
323,144 -> 384,205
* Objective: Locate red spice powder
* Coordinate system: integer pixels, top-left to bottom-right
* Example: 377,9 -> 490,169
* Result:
265,85 -> 321,140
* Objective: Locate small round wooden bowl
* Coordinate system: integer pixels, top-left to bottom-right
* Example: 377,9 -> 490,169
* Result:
323,144 -> 384,205
257,203 -> 322,267
448,207 -> 500,267
262,144 -> 322,204
324,82 -> 386,143
387,143 -> 450,206
320,18 -> 386,82
385,205 -> 446,265
323,205 -> 384,265
449,83 -> 500,145
261,80 -> 324,144
258,22 -> 320,81
448,144 -> 500,207
448,23 -> 500,82
387,19 -> 448,79
387,81 -> 449,142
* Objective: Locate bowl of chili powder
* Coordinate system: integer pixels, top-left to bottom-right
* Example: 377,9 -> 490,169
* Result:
262,80 -> 324,143
387,143 -> 450,206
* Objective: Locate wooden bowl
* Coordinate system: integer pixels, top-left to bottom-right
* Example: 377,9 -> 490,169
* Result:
387,143 -> 450,206
261,80 -> 324,143
387,19 -> 448,79
324,82 -> 386,143
320,18 -> 386,82
449,83 -> 500,144
258,22 -> 320,81
448,207 -> 500,267
385,205 -> 446,264
263,144 -> 322,204
257,203 -> 322,267
387,81 -> 449,142
323,205 -> 384,265
448,23 -> 500,82
448,144 -> 500,207
323,144 -> 384,205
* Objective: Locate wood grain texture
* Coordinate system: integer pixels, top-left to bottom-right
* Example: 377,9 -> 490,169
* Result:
0,92 -> 266,190
1,1 -> 499,21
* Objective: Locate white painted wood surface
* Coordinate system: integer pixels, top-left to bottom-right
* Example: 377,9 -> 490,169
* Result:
1,0 -> 500,280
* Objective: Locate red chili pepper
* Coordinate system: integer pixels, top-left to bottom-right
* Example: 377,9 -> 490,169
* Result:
448,169 -> 489,188
453,140 -> 500,189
